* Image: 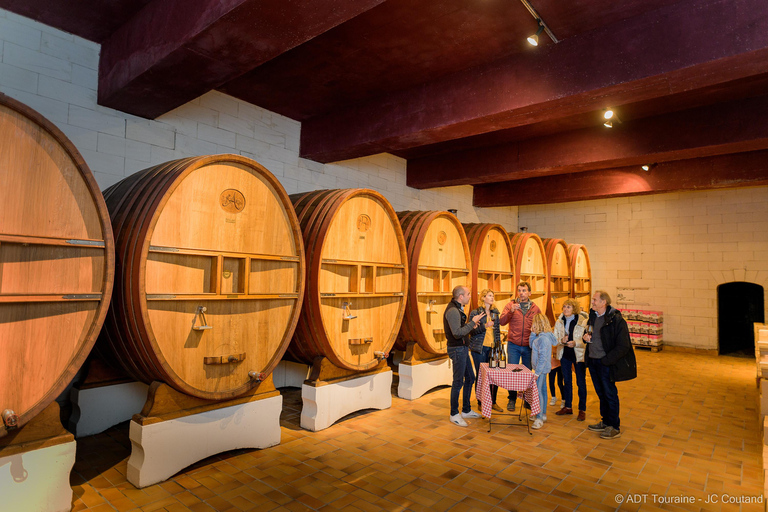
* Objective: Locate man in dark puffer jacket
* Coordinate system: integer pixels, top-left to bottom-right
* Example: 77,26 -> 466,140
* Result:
583,290 -> 637,440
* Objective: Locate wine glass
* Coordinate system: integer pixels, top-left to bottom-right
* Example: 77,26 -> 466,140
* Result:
584,324 -> 593,343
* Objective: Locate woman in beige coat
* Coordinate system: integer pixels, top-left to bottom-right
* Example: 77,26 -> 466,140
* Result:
553,299 -> 589,421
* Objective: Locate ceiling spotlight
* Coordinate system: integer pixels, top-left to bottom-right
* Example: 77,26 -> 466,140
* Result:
641,163 -> 656,172
527,21 -> 545,46
604,109 -> 614,120
602,108 -> 620,128
604,119 -> 613,128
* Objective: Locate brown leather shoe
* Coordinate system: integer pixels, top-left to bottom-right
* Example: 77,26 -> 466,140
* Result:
577,410 -> 586,421
555,407 -> 573,416
492,403 -> 503,412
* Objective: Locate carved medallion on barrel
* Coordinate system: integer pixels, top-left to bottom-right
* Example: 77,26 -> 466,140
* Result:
568,244 -> 592,313
509,232 -> 550,313
98,155 -> 304,400
289,189 -> 408,371
396,211 -> 472,355
0,93 -> 115,436
462,224 -> 516,313
542,238 -> 572,323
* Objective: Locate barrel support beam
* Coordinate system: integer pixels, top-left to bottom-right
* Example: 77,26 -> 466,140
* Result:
473,150 -> 768,207
98,0 -> 387,118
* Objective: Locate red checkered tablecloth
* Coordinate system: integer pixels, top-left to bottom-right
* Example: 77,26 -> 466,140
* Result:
476,363 -> 540,418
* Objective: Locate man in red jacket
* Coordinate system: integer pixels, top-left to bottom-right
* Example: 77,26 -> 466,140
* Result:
500,281 -> 541,411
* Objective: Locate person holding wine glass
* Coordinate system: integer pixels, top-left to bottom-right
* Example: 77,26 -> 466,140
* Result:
500,281 -> 541,412
469,289 -> 502,413
583,290 -> 637,440
553,299 -> 590,421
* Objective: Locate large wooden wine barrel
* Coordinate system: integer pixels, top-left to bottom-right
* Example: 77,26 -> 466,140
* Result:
395,211 -> 471,355
568,244 -> 592,312
463,224 -> 516,313
542,238 -> 572,323
0,93 -> 114,436
289,189 -> 408,371
99,155 -> 304,400
509,232 -> 550,313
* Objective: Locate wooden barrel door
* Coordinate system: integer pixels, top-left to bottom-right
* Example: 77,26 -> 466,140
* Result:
568,244 -> 592,313
542,238 -> 572,323
509,232 -> 550,314
396,211 -> 471,355
0,93 -> 114,436
99,155 -> 304,400
290,189 -> 408,371
463,224 -> 516,314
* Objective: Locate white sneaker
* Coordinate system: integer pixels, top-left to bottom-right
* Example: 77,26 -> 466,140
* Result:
461,410 -> 481,419
450,414 -> 468,427
549,396 -> 557,406
531,418 -> 544,429
541,414 -> 547,422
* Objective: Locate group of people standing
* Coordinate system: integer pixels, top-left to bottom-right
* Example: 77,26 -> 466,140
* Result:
444,282 -> 636,438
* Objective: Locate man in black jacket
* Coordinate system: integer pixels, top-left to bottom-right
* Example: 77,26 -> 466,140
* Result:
444,286 -> 486,427
583,290 -> 637,440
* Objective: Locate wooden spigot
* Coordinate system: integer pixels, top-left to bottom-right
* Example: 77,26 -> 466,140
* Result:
374,351 -> 387,360
2,409 -> 19,430
426,299 -> 437,313
248,371 -> 267,382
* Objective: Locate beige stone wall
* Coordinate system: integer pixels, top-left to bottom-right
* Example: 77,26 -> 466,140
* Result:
518,187 -> 768,350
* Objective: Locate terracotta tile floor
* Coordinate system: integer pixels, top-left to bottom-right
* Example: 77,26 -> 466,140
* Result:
70,351 -> 765,511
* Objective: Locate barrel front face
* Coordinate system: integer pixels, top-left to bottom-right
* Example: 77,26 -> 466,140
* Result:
465,224 -> 515,315
398,212 -> 471,354
0,95 -> 114,432
543,239 -> 572,323
569,244 -> 592,313
510,233 -> 549,313
316,193 -> 407,370
100,155 -> 304,400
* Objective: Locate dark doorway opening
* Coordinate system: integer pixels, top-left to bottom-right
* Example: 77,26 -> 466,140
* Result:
718,282 -> 764,356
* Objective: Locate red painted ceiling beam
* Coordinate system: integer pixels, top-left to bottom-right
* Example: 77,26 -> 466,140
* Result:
472,151 -> 768,207
406,94 -> 768,188
98,0 -> 386,119
300,0 -> 768,163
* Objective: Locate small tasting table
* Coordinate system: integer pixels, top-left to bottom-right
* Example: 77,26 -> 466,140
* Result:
476,363 -> 541,434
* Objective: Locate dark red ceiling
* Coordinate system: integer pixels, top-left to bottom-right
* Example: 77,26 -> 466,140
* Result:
2,0 -> 767,206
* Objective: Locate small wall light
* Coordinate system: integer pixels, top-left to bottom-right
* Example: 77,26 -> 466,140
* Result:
527,21 -> 545,46
447,209 -> 458,215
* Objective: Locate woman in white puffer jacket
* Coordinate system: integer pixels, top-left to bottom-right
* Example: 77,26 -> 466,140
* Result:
553,299 -> 590,422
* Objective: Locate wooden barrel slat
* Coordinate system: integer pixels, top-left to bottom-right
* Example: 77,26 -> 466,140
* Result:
462,223 -> 516,313
542,238 -> 572,323
509,232 -> 550,314
289,189 -> 408,371
568,244 -> 592,312
0,93 -> 114,435
395,211 -> 471,354
99,155 -> 304,400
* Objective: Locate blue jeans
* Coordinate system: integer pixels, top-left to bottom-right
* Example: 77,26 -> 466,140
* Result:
506,343 -> 532,403
588,357 -> 620,429
535,372 -> 548,420
560,358 -> 587,411
448,346 -> 474,416
471,347 -> 498,406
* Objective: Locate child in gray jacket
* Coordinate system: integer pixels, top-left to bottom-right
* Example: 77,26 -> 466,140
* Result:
529,313 -> 558,429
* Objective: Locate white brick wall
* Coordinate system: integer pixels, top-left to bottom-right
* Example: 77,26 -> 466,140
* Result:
519,188 -> 768,350
0,8 -> 517,228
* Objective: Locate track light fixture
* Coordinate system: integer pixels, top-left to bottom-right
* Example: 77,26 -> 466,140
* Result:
527,20 -> 544,46
641,164 -> 656,172
603,108 -> 620,128
518,0 -> 559,46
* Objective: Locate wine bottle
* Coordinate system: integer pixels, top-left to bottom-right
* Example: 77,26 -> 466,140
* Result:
489,341 -> 498,368
498,341 -> 507,369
